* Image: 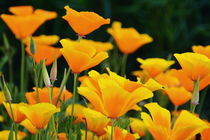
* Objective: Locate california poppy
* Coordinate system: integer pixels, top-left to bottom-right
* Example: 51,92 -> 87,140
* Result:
107,21 -> 153,54
3,102 -> 26,123
1,6 -> 57,39
0,130 -> 26,140
192,45 -> 210,59
23,35 -> 62,65
26,87 -> 72,107
60,39 -> 108,74
63,6 -> 110,36
141,102 -> 208,140
78,68 -> 153,118
19,103 -> 60,129
20,119 -> 37,134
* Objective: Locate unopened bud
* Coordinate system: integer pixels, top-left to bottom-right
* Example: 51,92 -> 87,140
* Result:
1,75 -> 12,102
42,60 -> 51,87
30,37 -> 36,55
50,56 -> 57,81
191,77 -> 200,105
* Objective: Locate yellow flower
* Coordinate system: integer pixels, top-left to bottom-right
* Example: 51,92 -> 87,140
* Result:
23,35 -> 62,66
82,108 -> 110,136
0,130 -> 26,140
3,102 -> 27,123
1,6 -> 57,39
141,102 -> 209,140
63,6 -> 110,36
0,115 -> 4,122
164,87 -> 192,106
130,117 -> 146,137
136,58 -> 174,78
107,21 -> 153,54
78,68 -> 153,118
19,103 -> 60,129
192,45 -> 210,59
174,52 -> 210,81
0,91 -> 5,105
20,119 -> 37,134
60,39 -> 108,73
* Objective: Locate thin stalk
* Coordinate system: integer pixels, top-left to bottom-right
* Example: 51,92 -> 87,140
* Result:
20,40 -> 25,93
85,120 -> 88,140
197,86 -> 209,115
91,132 -> 95,140
171,105 -> 178,127
32,57 -> 39,103
70,73 -> 78,129
120,54 -> 128,77
190,104 -> 196,114
8,102 -> 18,140
8,59 -> 13,83
110,119 -> 115,140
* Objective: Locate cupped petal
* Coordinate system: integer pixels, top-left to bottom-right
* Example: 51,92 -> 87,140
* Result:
9,6 -> 33,16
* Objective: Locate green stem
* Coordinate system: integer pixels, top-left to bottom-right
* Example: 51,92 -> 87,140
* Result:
110,119 -> 115,140
190,78 -> 200,113
91,132 -> 95,140
120,54 -> 128,77
32,58 -> 39,103
8,102 -> 18,140
70,73 -> 78,129
85,120 -> 88,140
171,106 -> 178,127
20,40 -> 25,93
8,59 -> 13,83
190,104 -> 196,114
198,86 -> 209,115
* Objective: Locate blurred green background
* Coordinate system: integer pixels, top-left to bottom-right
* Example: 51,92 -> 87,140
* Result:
0,0 -> 210,119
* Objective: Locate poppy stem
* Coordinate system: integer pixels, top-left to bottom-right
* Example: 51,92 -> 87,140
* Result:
171,105 -> 178,127
70,73 -> 78,130
20,40 -> 25,94
32,56 -> 40,103
91,132 -> 95,140
197,86 -> 209,115
8,102 -> 18,140
190,78 -> 200,113
110,119 -> 115,140
121,54 -> 128,77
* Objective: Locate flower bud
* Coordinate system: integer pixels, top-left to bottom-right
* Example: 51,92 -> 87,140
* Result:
0,75 -> 12,102
42,60 -> 51,87
30,37 -> 36,55
50,57 -> 57,81
191,77 -> 200,105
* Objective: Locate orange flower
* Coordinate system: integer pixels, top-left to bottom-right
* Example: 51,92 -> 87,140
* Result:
1,6 -> 57,39
19,103 -> 60,129
136,58 -> 174,78
60,39 -> 108,74
192,45 -> 210,58
58,133 -> 67,140
25,87 -> 72,107
141,102 -> 209,140
174,52 -> 210,81
0,130 -> 26,140
3,102 -> 27,123
200,121 -> 210,140
78,69 -> 153,118
20,119 -> 37,134
164,87 -> 192,106
107,21 -> 153,54
130,118 -> 146,137
0,91 -> 5,105
23,35 -> 62,65
63,6 -> 110,36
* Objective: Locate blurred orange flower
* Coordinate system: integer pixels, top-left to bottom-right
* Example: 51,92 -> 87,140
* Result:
174,52 -> 210,81
164,87 -> 192,106
20,103 -> 60,129
20,119 -> 37,134
0,130 -> 26,140
107,21 -> 153,54
25,87 -> 72,107
58,133 -> 67,140
192,45 -> 210,59
78,69 -> 153,118
3,102 -> 27,123
136,58 -> 174,78
60,39 -> 108,74
63,6 -> 110,36
141,102 -> 209,140
1,6 -> 57,39
23,35 -> 62,66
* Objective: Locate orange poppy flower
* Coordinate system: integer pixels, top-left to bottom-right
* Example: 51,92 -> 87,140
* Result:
129,118 -> 146,137
25,87 -> 72,107
63,6 -> 110,36
174,52 -> 210,81
107,21 -> 153,54
3,102 -> 27,123
82,108 -> 110,136
136,58 -> 174,78
200,121 -> 210,140
19,103 -> 60,129
58,133 -> 67,140
172,69 -> 210,92
78,69 -> 153,118
20,119 -> 37,134
192,45 -> 210,59
23,35 -> 62,66
141,102 -> 209,140
164,87 -> 192,106
0,130 -> 26,140
60,39 -> 108,74
1,6 -> 57,39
